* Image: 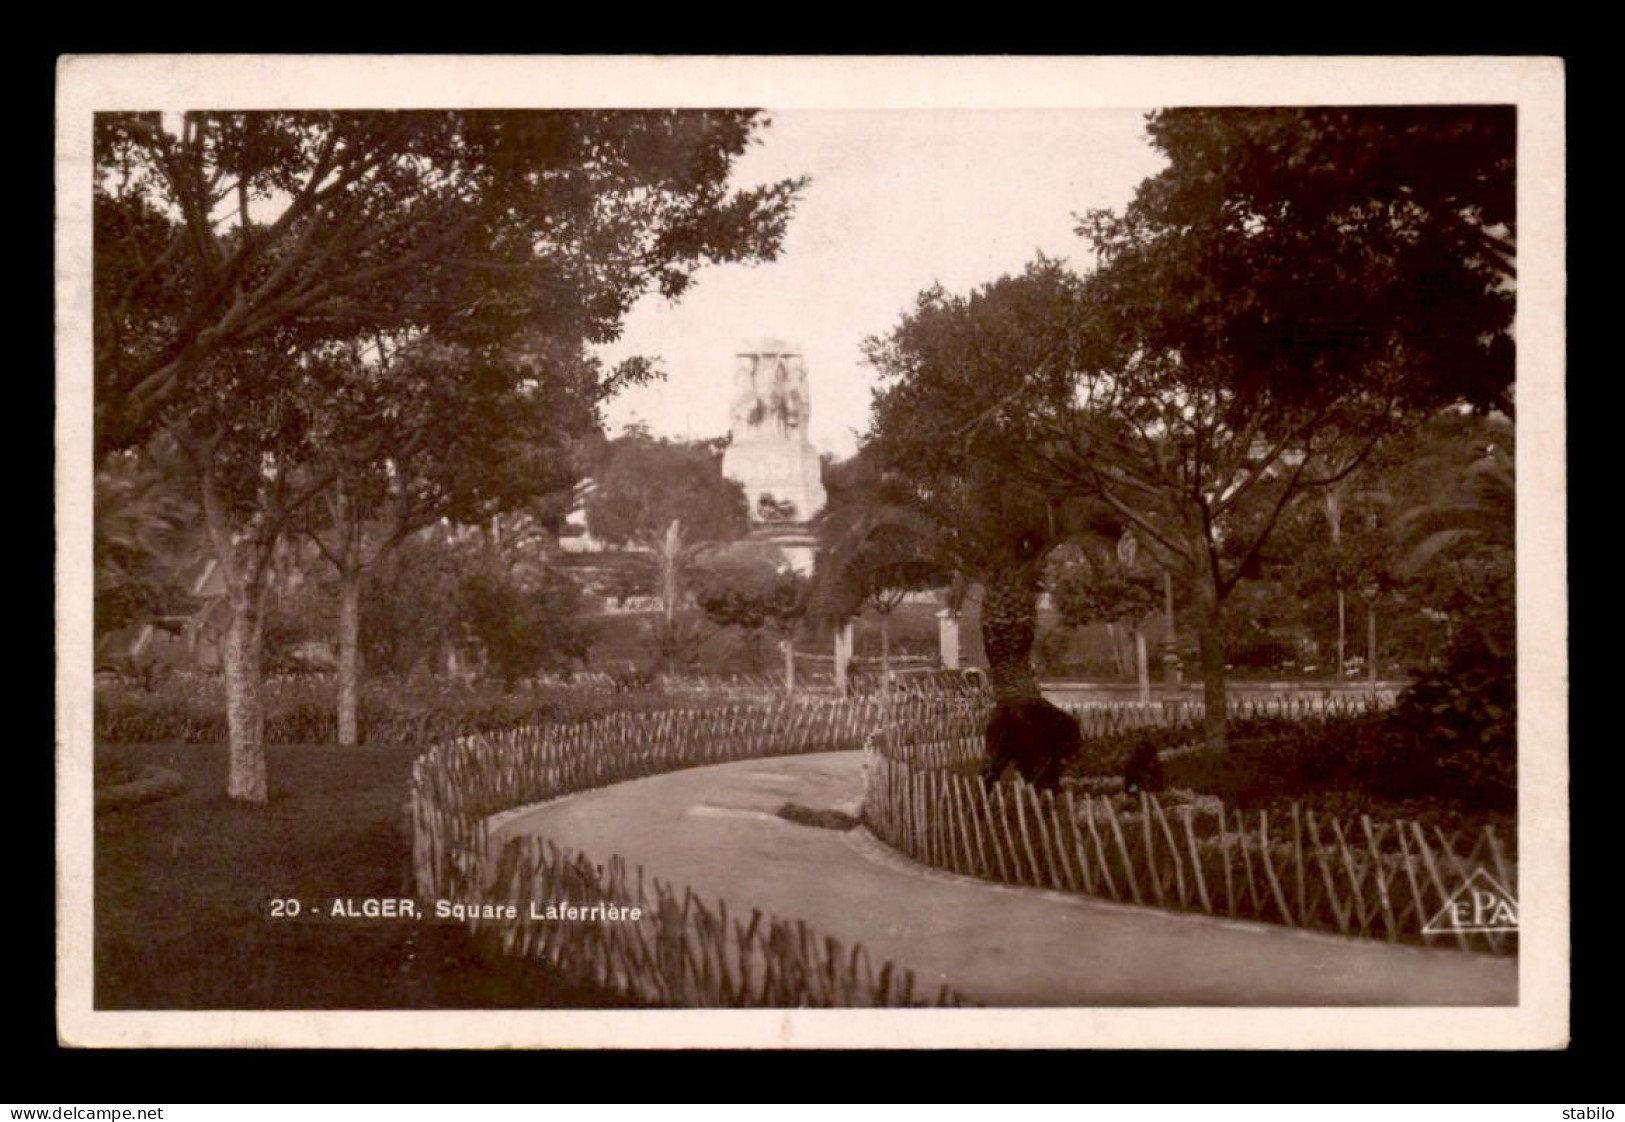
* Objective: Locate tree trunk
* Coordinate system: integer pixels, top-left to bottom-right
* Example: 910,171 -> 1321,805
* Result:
834,619 -> 853,695
337,566 -> 362,747
1193,568 -> 1229,753
223,585 -> 268,804
880,612 -> 891,681
197,453 -> 271,804
1135,627 -> 1150,703
981,568 -> 1039,701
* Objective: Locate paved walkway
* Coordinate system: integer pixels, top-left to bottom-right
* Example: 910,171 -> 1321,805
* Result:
492,753 -> 1516,1006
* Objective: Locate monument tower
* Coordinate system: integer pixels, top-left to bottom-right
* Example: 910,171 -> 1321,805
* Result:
720,339 -> 826,574
721,339 -> 827,525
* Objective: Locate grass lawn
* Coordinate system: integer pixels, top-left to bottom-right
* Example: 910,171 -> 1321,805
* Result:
94,742 -> 633,1010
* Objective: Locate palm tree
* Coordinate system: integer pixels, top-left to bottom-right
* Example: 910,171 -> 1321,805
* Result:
94,437 -> 203,653
814,452 -> 1119,699
1395,442 -> 1515,658
1398,445 -> 1514,570
811,501 -> 948,681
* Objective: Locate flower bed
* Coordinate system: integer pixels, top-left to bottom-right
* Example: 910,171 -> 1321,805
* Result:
862,696 -> 1516,955
96,672 -> 704,747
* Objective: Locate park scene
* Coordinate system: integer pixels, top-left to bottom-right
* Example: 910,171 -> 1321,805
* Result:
86,101 -> 1519,1011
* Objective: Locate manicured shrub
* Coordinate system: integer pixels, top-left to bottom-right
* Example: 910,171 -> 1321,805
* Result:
1389,639 -> 1515,803
1064,723 -> 1196,779
1123,741 -> 1165,793
1156,705 -> 1516,815
983,697 -> 1081,788
93,673 -> 680,747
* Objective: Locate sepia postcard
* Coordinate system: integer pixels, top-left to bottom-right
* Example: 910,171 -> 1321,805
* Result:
56,54 -> 1568,1049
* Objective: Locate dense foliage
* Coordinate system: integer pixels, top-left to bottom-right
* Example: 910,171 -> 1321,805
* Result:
583,428 -> 750,551
689,556 -> 809,670
94,673 -> 677,748
862,107 -> 1515,748
94,110 -> 806,458
94,110 -> 806,800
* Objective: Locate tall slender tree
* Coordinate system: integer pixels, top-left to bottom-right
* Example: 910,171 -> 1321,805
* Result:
298,331 -> 604,744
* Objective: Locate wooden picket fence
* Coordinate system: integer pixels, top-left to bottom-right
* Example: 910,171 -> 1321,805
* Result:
868,691 -> 1402,771
862,726 -> 1517,956
479,834 -> 962,1007
410,693 -> 976,1007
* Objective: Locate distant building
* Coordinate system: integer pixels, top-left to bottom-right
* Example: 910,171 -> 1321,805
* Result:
96,556 -> 229,671
559,478 -> 612,554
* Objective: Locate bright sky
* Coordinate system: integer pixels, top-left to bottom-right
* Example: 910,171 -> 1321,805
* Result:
595,109 -> 1168,459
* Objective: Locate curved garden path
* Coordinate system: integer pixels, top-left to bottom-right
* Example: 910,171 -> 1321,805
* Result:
491,752 -> 1516,1006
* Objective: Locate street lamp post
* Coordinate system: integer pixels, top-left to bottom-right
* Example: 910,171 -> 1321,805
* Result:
1162,569 -> 1182,688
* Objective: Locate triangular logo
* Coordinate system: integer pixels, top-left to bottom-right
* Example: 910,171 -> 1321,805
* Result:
1423,868 -> 1519,934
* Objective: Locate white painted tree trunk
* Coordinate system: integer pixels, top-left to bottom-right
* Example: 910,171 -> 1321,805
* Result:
937,608 -> 960,669
834,620 -> 853,695
223,585 -> 268,803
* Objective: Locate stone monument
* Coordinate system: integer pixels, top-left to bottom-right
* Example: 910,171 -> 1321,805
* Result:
721,339 -> 827,525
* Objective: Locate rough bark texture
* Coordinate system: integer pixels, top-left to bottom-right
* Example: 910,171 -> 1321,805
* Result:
981,568 -> 1040,701
199,454 -> 271,805
337,567 -> 362,747
223,587 -> 268,804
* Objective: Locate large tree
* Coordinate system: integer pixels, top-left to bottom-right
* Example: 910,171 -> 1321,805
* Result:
1055,106 -> 1515,748
866,277 -> 1064,701
94,110 -> 805,461
689,555 -> 809,673
845,354 -> 1113,706
95,109 -> 807,802
897,109 -> 1516,746
299,331 -> 602,745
